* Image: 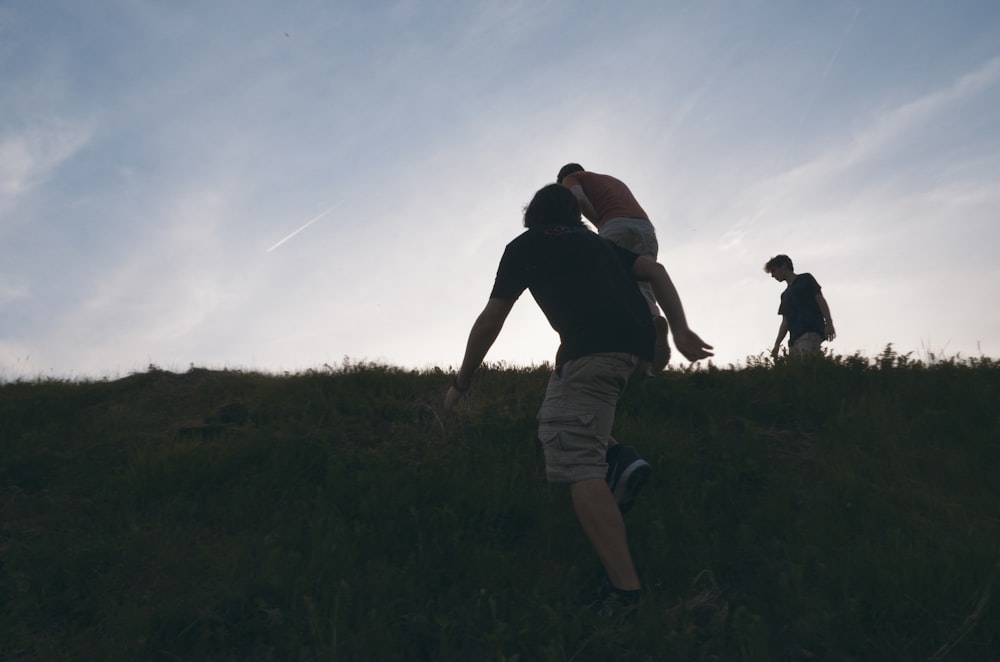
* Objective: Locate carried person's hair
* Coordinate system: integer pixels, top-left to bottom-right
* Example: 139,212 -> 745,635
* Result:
556,163 -> 584,184
523,184 -> 583,228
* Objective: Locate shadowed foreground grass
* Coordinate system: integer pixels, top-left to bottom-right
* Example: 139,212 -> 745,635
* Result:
1,352 -> 998,661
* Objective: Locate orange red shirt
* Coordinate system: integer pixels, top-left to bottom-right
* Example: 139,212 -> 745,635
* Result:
560,171 -> 649,229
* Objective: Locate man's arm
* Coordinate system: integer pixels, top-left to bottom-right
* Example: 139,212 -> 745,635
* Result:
816,292 -> 836,340
631,256 -> 713,362
772,317 -> 789,356
567,184 -> 599,226
444,297 -> 515,410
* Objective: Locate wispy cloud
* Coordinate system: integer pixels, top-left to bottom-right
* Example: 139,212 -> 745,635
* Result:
0,120 -> 92,218
796,54 -> 1000,181
729,52 -> 1000,237
2,2 -> 999,377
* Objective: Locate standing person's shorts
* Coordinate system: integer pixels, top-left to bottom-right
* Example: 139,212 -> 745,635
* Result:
790,332 -> 824,354
536,353 -> 647,484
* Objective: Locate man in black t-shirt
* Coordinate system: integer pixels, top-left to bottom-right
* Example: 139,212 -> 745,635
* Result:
764,254 -> 836,355
490,221 -> 655,366
444,184 -> 712,611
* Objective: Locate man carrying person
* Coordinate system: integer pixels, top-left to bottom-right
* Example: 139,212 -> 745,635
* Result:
444,183 -> 712,613
557,163 -> 671,370
764,254 -> 836,356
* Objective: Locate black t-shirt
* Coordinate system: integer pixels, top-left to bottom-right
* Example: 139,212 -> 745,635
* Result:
778,272 -> 825,344
489,224 -> 655,365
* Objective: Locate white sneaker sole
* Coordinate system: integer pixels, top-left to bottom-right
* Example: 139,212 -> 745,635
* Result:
613,459 -> 651,506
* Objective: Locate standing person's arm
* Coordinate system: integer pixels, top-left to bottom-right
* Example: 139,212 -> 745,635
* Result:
444,297 -> 515,410
631,256 -> 713,362
816,292 -> 835,340
772,317 -> 789,356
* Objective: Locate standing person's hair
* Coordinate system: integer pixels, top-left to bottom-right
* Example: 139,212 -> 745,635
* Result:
556,163 -> 585,184
764,254 -> 793,273
523,184 -> 583,228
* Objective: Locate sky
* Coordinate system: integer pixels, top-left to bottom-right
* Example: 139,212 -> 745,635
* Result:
2,0 -> 999,380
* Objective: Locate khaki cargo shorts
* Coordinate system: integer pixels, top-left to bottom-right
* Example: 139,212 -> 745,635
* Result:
536,352 -> 646,484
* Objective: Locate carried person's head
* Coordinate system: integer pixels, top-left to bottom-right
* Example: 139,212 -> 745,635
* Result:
524,184 -> 582,229
556,163 -> 585,184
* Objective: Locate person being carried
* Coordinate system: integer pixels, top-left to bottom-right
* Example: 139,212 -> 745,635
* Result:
557,163 -> 671,370
444,184 -> 712,614
764,254 -> 836,356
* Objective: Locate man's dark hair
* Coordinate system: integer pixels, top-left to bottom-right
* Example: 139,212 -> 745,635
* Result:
556,163 -> 585,184
764,254 -> 794,273
524,184 -> 582,228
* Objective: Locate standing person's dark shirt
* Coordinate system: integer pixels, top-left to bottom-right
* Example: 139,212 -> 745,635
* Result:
778,273 -> 825,344
490,224 -> 655,365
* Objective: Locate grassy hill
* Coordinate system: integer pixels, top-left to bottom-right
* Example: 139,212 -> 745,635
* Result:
2,351 -> 998,661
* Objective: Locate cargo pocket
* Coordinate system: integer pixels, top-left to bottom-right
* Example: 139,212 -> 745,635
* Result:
537,406 -> 596,450
537,406 -> 603,483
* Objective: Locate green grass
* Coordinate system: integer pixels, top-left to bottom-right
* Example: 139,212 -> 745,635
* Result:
1,352 -> 998,661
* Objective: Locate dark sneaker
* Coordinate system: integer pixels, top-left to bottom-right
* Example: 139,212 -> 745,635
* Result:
652,315 -> 671,371
590,579 -> 641,621
605,445 -> 651,512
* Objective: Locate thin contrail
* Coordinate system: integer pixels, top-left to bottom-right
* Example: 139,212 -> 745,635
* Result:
265,204 -> 337,253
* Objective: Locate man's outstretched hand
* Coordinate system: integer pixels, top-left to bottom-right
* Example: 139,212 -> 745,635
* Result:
673,329 -> 714,362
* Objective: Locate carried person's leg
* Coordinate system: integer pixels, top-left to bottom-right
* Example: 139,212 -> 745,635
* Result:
600,217 -> 670,369
599,217 -> 660,315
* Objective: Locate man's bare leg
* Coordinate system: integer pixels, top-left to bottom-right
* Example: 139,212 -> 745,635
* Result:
570,478 -> 640,590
